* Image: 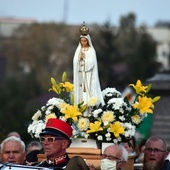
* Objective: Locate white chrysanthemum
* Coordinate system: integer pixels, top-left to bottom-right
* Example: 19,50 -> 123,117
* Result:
119,116 -> 125,121
105,132 -> 111,138
132,115 -> 141,124
32,110 -> 42,121
119,108 -> 124,113
106,137 -> 112,141
77,118 -> 90,131
122,123 -> 136,138
97,135 -> 103,141
108,98 -> 125,110
46,97 -> 65,107
41,106 -> 46,111
88,96 -> 99,106
102,88 -> 121,98
45,110 -> 51,115
103,121 -> 109,126
92,109 -> 102,118
113,138 -> 118,144
28,120 -> 45,138
34,121 -> 46,138
101,111 -> 115,124
48,105 -> 54,111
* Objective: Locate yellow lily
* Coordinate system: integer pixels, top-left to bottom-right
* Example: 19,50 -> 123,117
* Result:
61,105 -> 82,122
60,82 -> 74,92
110,121 -> 124,138
129,80 -> 148,94
133,96 -> 154,114
86,121 -> 103,133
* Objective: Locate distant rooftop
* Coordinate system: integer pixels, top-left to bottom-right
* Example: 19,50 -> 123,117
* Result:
0,17 -> 37,37
0,17 -> 36,24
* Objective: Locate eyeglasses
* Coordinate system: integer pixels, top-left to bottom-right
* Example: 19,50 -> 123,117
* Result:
144,148 -> 166,154
39,137 -> 65,143
101,154 -> 121,161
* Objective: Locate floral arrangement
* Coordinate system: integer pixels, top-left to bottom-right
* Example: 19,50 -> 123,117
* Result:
28,72 -> 160,144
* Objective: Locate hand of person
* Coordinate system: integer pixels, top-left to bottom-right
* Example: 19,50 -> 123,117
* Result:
87,163 -> 96,170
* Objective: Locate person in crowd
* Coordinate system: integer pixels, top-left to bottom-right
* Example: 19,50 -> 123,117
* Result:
123,136 -> 138,162
0,136 -> 26,164
35,118 -> 73,169
26,140 -> 42,154
7,131 -> 21,139
73,22 -> 104,116
143,136 -> 169,170
25,140 -> 43,164
101,144 -> 128,170
136,138 -> 147,163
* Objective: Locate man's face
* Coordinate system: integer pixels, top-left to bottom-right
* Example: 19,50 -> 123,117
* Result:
40,135 -> 69,160
103,146 -> 125,170
143,140 -> 168,170
1,141 -> 26,164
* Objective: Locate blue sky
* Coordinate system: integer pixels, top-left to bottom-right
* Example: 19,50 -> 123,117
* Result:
0,0 -> 170,26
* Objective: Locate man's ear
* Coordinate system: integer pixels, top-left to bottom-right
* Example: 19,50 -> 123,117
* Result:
164,151 -> 169,159
62,139 -> 70,149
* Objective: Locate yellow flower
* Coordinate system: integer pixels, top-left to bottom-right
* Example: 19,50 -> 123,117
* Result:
86,121 -> 103,133
109,121 -> 124,138
77,118 -> 90,131
60,103 -> 69,109
45,113 -> 56,122
129,80 -> 148,94
101,111 -> 115,123
133,96 -> 154,114
60,82 -> 74,92
131,115 -> 141,124
49,84 -> 61,94
61,105 -> 82,122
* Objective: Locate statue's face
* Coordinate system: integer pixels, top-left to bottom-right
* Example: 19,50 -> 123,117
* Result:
80,37 -> 89,48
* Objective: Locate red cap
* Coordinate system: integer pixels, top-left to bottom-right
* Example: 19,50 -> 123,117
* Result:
40,118 -> 72,139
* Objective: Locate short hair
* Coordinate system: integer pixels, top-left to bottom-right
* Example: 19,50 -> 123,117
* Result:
27,140 -> 42,152
145,136 -> 167,151
7,131 -> 21,139
1,136 -> 25,153
104,144 -> 128,162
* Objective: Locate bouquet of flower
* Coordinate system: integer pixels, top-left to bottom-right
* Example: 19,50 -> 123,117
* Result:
28,72 -> 160,144
27,72 -> 87,138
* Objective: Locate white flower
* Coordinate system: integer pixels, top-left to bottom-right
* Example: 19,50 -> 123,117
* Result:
92,109 -> 102,118
97,135 -> 103,141
122,123 -> 136,138
88,96 -> 99,106
101,111 -> 115,123
77,118 -> 90,131
108,98 -> 125,110
32,110 -> 42,121
105,132 -> 111,138
119,116 -> 125,121
102,88 -> 121,98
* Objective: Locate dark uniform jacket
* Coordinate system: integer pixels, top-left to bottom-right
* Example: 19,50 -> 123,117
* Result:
35,153 -> 70,170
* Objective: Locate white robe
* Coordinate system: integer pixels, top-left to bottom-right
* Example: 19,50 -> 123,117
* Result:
73,34 -> 104,115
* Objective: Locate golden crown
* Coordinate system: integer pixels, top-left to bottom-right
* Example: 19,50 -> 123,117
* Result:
79,22 -> 89,36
